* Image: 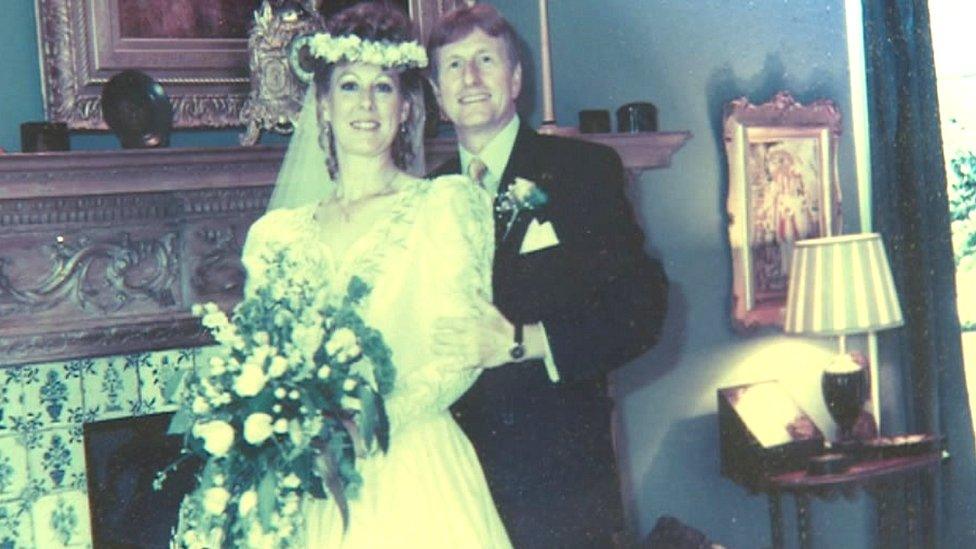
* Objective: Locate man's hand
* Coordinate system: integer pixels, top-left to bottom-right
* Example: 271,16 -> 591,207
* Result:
432,300 -> 516,370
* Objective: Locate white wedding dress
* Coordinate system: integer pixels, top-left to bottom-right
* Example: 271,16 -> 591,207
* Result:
241,175 -> 512,548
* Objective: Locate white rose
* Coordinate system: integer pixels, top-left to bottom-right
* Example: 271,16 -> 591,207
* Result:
244,413 -> 274,445
511,177 -> 535,201
234,362 -> 267,397
325,328 -> 358,357
212,392 -> 232,406
282,496 -> 299,516
238,490 -> 258,516
192,420 -> 234,457
253,345 -> 272,366
268,356 -> 288,378
288,421 -> 304,446
341,395 -> 362,412
247,523 -> 272,548
273,418 -> 289,433
191,396 -> 210,415
203,486 -> 230,515
317,365 -> 331,379
283,473 -> 301,489
293,324 -> 325,358
338,344 -> 361,363
208,356 -> 226,375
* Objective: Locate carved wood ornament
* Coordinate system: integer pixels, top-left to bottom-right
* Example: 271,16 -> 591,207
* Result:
0,148 -> 277,366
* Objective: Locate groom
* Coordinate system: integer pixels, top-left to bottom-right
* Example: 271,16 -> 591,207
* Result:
428,5 -> 668,547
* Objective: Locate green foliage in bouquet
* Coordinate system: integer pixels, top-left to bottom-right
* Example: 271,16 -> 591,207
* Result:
162,248 -> 394,548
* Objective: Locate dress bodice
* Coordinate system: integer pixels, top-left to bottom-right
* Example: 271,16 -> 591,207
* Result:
241,175 -> 494,435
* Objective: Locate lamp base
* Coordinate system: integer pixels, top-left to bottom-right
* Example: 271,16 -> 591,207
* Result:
822,352 -> 874,442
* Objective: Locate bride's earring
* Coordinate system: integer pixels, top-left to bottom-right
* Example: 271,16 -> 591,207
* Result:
394,120 -> 413,170
320,121 -> 339,180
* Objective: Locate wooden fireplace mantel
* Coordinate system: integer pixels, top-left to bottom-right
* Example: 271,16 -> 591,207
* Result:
0,132 -> 689,366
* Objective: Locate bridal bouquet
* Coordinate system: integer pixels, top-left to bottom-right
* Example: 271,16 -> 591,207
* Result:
163,247 -> 394,548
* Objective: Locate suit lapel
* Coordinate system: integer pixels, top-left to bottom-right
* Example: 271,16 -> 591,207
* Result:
429,127 -> 544,255
498,124 -> 537,196
496,126 -> 542,254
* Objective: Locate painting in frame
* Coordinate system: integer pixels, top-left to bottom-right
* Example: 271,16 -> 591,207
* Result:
724,91 -> 843,331
35,0 -> 473,129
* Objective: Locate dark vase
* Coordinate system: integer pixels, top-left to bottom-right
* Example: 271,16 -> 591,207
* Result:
616,102 -> 658,133
822,367 -> 867,441
101,70 -> 173,149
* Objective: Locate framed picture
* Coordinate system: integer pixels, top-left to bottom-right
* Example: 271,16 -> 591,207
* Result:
35,0 -> 473,129
724,91 -> 842,330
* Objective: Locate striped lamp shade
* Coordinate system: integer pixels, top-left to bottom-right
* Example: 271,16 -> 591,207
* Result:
784,233 -> 904,335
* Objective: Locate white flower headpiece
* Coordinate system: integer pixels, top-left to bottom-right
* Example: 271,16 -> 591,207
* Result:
291,32 -> 428,83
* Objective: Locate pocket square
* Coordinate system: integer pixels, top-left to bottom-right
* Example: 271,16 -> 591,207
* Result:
519,219 -> 560,254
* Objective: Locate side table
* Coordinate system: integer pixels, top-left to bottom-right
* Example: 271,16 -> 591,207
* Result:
762,452 -> 942,549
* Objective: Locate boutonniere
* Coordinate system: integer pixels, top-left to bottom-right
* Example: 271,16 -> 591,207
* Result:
496,176 -> 549,240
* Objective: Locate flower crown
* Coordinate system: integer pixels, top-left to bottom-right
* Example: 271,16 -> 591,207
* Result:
291,32 -> 428,83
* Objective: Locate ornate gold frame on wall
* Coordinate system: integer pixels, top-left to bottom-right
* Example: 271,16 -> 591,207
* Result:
34,0 -> 474,130
724,91 -> 843,331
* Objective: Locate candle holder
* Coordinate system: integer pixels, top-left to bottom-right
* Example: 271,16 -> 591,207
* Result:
20,122 -> 69,152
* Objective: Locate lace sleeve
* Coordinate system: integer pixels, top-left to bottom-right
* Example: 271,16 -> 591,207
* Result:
383,176 -> 494,433
240,212 -> 277,298
239,208 -> 305,298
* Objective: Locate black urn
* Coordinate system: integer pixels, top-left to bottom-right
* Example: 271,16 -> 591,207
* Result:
101,70 -> 173,149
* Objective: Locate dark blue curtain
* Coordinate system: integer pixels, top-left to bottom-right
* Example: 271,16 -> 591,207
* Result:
863,0 -> 976,545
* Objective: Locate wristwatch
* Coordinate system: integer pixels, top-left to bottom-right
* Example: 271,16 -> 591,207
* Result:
509,323 -> 525,361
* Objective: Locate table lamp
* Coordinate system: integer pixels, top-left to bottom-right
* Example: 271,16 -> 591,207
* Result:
784,233 -> 904,441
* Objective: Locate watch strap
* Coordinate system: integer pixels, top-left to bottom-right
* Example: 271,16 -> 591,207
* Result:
509,322 -> 525,361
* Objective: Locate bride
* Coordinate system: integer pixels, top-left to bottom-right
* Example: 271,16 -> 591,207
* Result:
241,3 -> 511,547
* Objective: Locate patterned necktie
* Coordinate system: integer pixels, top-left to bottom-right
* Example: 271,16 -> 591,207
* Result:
467,157 -> 488,189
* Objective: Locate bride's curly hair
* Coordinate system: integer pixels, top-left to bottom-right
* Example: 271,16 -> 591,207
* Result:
311,2 -> 425,178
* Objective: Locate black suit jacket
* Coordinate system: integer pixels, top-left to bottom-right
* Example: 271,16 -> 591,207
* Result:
432,124 -> 668,547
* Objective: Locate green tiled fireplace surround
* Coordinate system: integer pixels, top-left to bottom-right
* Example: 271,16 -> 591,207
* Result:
0,347 -> 214,548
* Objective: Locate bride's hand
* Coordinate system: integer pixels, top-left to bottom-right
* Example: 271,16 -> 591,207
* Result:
431,300 -> 514,370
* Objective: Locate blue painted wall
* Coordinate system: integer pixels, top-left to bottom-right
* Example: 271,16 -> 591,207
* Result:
492,1 -> 872,546
2,1 -> 890,546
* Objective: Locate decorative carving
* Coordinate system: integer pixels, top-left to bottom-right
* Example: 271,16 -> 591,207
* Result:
0,318 -> 211,368
0,195 -> 178,227
192,228 -> 247,295
180,188 -> 274,216
0,232 -> 179,315
240,1 -> 323,145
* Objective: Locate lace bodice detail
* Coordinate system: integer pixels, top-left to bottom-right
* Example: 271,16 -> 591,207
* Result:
241,175 -> 494,435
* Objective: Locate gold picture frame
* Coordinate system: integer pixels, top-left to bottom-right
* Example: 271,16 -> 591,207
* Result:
34,0 -> 473,129
724,91 -> 843,331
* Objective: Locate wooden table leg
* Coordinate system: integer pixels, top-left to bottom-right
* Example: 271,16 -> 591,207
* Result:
796,493 -> 812,549
768,492 -> 784,549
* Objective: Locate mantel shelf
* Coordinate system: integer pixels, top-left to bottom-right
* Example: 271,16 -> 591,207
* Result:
0,130 -> 692,200
426,131 -> 693,175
